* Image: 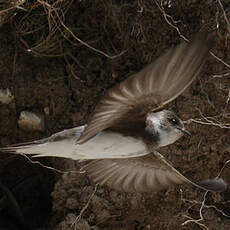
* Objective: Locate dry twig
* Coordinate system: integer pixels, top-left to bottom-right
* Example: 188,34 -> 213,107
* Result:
184,108 -> 230,129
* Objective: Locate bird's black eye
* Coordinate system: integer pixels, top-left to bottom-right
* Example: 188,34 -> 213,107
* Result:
169,117 -> 179,125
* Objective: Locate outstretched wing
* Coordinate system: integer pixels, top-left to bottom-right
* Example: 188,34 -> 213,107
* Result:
78,33 -> 211,143
83,151 -> 226,193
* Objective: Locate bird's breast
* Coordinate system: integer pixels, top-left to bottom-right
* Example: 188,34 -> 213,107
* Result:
75,130 -> 150,159
157,129 -> 183,147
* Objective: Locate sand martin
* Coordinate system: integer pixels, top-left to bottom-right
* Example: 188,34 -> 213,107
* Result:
1,33 -> 227,193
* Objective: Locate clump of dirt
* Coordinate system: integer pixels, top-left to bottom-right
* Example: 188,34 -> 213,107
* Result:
0,0 -> 230,229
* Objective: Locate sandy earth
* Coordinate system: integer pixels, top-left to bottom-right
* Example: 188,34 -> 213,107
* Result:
0,1 -> 230,229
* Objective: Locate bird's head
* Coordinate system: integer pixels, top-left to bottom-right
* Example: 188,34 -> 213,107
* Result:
146,110 -> 190,147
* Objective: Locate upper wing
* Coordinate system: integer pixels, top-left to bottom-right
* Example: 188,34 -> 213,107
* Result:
77,33 -> 212,143
83,151 -> 226,193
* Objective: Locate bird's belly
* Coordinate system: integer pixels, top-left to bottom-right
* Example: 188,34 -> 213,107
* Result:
75,130 -> 149,159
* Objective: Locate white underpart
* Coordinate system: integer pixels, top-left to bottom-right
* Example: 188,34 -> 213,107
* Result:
157,129 -> 181,147
12,126 -> 150,159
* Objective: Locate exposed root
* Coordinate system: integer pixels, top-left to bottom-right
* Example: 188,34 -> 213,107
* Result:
70,184 -> 98,228
19,153 -> 85,175
154,0 -> 188,42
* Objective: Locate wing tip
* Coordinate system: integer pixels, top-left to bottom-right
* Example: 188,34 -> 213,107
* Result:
196,177 -> 228,192
192,31 -> 214,51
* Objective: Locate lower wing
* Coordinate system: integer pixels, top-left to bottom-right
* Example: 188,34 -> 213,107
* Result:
83,151 -> 227,193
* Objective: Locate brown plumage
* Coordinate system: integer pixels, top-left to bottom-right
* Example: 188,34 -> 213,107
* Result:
1,33 -> 226,193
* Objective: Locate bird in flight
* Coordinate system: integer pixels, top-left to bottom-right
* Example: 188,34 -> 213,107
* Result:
1,33 -> 226,193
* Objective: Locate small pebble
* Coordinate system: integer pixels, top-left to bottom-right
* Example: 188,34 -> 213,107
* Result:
18,110 -> 45,132
0,88 -> 14,104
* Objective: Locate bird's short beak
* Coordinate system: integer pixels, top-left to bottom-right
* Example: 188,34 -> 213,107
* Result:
177,127 -> 191,136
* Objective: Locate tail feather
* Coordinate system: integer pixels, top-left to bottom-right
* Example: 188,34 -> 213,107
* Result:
0,126 -> 86,159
